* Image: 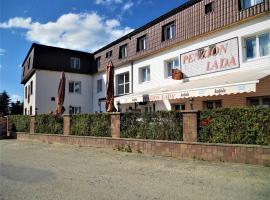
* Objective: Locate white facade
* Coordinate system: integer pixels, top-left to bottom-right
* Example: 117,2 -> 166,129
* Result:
24,70 -> 93,115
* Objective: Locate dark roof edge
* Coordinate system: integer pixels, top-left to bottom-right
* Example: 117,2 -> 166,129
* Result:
93,0 -> 202,55
21,43 -> 92,67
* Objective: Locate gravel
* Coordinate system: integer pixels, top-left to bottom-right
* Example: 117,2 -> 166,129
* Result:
0,140 -> 270,200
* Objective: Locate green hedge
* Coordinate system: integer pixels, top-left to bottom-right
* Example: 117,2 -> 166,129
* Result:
8,115 -> 30,132
199,107 -> 270,145
70,114 -> 111,137
35,115 -> 63,134
121,111 -> 183,141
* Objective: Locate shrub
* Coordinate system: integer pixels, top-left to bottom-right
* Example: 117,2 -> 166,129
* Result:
121,111 -> 183,141
35,114 -> 63,134
199,107 -> 270,145
70,114 -> 111,137
8,115 -> 30,132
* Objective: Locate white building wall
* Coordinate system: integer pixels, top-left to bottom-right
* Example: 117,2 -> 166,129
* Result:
23,73 -> 36,115
35,70 -> 93,114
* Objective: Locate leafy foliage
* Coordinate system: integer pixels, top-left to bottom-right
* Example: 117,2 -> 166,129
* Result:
70,114 -> 111,137
120,111 -> 183,141
0,91 -> 10,116
8,115 -> 30,132
199,107 -> 270,145
10,101 -> 24,115
35,114 -> 63,134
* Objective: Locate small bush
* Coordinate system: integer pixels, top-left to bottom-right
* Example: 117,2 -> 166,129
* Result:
35,114 -> 63,134
120,111 -> 183,141
70,114 -> 111,137
199,107 -> 270,145
8,115 -> 30,132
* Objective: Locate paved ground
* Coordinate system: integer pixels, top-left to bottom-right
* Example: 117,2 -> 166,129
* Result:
0,140 -> 270,200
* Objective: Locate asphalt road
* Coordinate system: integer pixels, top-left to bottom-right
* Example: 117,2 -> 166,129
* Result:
0,140 -> 270,200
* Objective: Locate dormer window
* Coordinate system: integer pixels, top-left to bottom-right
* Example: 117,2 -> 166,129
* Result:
96,57 -> 101,68
239,0 -> 264,10
205,2 -> 213,14
119,44 -> 128,59
137,35 -> 147,52
162,22 -> 176,41
70,57 -> 80,69
106,50 -> 113,58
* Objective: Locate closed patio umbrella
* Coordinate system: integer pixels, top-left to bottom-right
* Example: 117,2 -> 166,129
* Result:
106,60 -> 117,112
56,71 -> 66,115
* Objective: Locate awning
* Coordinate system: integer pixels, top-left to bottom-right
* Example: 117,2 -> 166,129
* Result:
116,67 -> 270,104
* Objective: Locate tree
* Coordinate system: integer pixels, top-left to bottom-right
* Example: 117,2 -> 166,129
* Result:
0,91 -> 10,116
10,100 -> 23,115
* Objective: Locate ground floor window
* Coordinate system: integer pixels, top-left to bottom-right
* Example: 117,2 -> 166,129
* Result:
203,100 -> 222,110
173,104 -> 185,111
69,106 -> 81,114
247,96 -> 270,107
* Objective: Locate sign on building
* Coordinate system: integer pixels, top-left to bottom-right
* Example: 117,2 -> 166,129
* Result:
180,37 -> 239,77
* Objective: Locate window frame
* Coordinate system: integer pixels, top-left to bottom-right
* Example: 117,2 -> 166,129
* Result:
69,106 -> 82,115
247,96 -> 270,107
205,2 -> 214,14
96,56 -> 101,68
162,21 -> 176,41
203,100 -> 222,110
70,57 -> 80,69
69,81 -> 82,94
137,35 -> 147,52
139,66 -> 151,83
164,57 -> 180,78
106,50 -> 113,58
116,72 -> 130,96
240,0 -> 264,10
119,44 -> 128,59
243,31 -> 270,61
97,79 -> 103,94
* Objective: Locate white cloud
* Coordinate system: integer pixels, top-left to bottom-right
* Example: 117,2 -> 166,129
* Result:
11,94 -> 22,102
0,48 -> 5,56
122,1 -> 134,11
95,0 -> 123,5
0,13 -> 133,52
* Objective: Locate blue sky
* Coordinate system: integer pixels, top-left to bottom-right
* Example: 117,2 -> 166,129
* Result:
0,0 -> 187,102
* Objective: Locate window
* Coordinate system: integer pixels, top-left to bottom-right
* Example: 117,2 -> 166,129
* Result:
51,97 -> 55,101
27,58 -> 30,69
30,106 -> 32,116
240,0 -> 264,10
106,50 -> 113,58
27,85 -> 30,103
25,87 -> 27,99
116,72 -> 130,96
162,22 -> 176,41
96,57 -> 101,68
139,66 -> 150,83
205,2 -> 213,14
247,96 -> 270,107
174,104 -> 185,111
97,79 -> 102,93
137,35 -> 147,52
30,81 -> 33,95
165,58 -> 180,78
69,81 -> 81,94
69,106 -> 81,115
203,100 -> 222,110
119,44 -> 128,59
244,32 -> 270,60
70,57 -> 80,69
24,108 -> 27,115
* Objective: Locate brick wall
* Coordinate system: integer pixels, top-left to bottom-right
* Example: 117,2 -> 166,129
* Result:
17,133 -> 270,166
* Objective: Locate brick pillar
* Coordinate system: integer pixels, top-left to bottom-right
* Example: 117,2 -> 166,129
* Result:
182,110 -> 198,142
110,112 -> 120,138
63,115 -> 71,136
30,116 -> 35,134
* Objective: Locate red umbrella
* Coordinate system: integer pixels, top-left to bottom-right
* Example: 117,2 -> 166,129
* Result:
106,60 -> 117,112
56,71 -> 66,115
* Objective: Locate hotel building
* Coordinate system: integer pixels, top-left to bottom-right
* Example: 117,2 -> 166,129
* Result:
21,0 -> 270,115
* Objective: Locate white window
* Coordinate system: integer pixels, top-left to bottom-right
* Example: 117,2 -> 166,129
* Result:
240,0 -> 264,10
137,35 -> 147,52
69,81 -> 81,94
97,79 -> 102,93
165,58 -> 180,78
244,32 -> 270,60
116,72 -> 130,96
162,22 -> 176,41
70,57 -> 80,69
69,106 -> 81,114
119,44 -> 128,59
139,66 -> 150,83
